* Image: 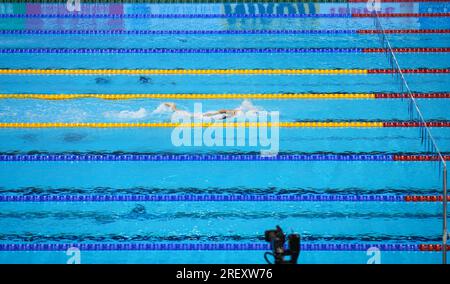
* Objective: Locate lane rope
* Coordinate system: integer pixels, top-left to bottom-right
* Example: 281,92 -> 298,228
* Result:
365,48 -> 450,53
1,48 -> 449,54
0,243 -> 446,252
0,47 -> 363,54
0,154 -> 449,162
0,0 -> 446,3
0,29 -> 357,35
1,122 -> 450,128
357,29 -> 450,34
0,68 -> 369,75
2,29 -> 450,35
0,153 -> 396,162
1,93 -> 449,100
0,93 -> 375,100
1,13 -> 449,18
405,196 -> 450,202
0,194 -> 448,202
0,68 -> 448,75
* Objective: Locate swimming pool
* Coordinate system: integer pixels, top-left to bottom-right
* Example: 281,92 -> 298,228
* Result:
0,0 -> 449,264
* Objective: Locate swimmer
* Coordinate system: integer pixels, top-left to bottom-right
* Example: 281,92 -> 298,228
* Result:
203,109 -> 240,120
158,102 -> 193,119
172,103 -> 240,120
155,100 -> 261,120
163,102 -> 177,112
139,76 -> 152,84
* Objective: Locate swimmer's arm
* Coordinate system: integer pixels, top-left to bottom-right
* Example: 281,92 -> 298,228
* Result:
204,110 -> 230,117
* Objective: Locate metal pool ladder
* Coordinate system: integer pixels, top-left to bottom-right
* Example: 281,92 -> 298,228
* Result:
372,11 -> 448,264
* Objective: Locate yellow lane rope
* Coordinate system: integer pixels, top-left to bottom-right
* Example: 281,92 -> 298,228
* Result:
0,69 -> 368,75
0,122 -> 384,128
0,93 -> 376,100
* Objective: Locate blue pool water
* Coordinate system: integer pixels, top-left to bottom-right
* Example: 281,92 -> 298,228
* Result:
0,1 -> 449,264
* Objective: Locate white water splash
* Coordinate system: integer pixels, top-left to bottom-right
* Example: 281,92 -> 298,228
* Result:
103,100 -> 265,121
103,107 -> 149,120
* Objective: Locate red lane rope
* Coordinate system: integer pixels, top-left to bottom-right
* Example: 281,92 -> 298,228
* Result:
375,93 -> 450,98
353,13 -> 450,17
368,68 -> 450,74
419,244 -> 450,251
349,0 -> 450,2
358,29 -> 450,34
364,48 -> 450,53
393,155 -> 450,161
384,121 -> 450,127
405,196 -> 450,202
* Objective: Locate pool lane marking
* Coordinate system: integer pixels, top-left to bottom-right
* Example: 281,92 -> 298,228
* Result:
2,122 -> 450,128
365,48 -> 450,53
1,13 -> 449,18
1,47 -> 449,54
0,93 -> 375,100
0,194 -> 448,202
0,154 -> 449,162
0,243 -> 446,252
354,13 -> 450,18
357,29 -> 450,34
1,29 -> 449,35
0,68 -> 367,75
1,93 -> 450,100
0,68 -> 449,75
0,122 -> 379,128
0,0 -> 448,2
1,47 -> 364,54
2,69 -> 368,75
349,0 -> 450,2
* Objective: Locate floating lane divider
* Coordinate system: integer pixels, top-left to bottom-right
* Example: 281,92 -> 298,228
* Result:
405,196 -> 450,202
1,13 -> 449,18
0,154 -> 449,162
0,243 -> 448,252
365,48 -> 450,53
0,0 -> 447,3
357,29 -> 450,34
0,121 -> 449,128
1,93 -> 450,100
0,68 -> 449,76
1,68 -> 368,75
0,194 -> 448,202
354,13 -> 450,18
1,29 -> 449,35
1,48 -> 449,54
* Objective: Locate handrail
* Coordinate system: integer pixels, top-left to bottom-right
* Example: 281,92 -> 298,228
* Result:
372,11 -> 448,264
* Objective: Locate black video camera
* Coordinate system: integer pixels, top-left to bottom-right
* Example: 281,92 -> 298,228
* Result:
264,226 -> 300,264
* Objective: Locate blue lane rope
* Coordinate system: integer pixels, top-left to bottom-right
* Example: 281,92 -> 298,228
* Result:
0,194 -> 406,202
0,13 -> 353,19
0,243 -> 421,251
0,47 -> 363,54
0,154 -> 394,162
0,30 -> 357,35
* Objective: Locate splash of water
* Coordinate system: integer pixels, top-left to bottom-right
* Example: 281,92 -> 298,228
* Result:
103,107 -> 149,120
103,100 -> 265,121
